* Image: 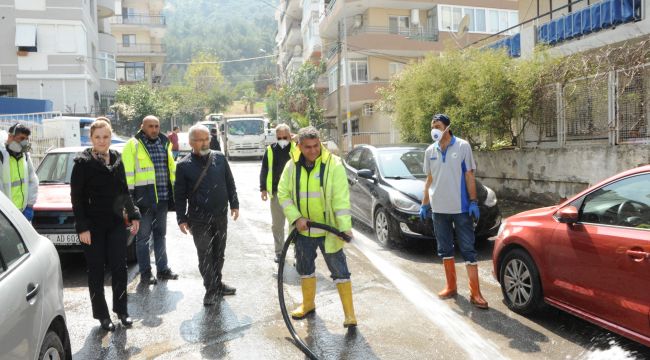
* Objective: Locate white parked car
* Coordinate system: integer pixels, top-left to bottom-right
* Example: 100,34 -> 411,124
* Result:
0,192 -> 71,360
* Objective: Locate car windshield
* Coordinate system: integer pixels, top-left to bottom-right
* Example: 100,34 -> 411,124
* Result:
377,149 -> 426,179
36,152 -> 77,184
228,120 -> 264,136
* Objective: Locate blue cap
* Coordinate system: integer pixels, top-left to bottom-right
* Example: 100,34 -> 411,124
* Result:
432,114 -> 450,126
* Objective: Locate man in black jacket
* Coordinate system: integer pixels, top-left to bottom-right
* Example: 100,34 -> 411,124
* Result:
259,123 -> 295,262
209,127 -> 221,151
175,125 -> 239,306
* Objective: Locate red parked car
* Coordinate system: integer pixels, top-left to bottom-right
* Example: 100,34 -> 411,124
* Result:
492,165 -> 650,347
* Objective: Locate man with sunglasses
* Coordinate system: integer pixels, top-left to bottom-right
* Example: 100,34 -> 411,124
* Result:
260,123 -> 298,263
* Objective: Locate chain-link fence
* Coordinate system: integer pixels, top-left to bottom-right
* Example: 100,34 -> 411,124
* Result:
617,64 -> 650,144
524,64 -> 650,147
0,112 -> 65,166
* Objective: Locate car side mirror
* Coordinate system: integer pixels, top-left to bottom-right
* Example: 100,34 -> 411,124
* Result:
557,205 -> 579,224
357,169 -> 375,182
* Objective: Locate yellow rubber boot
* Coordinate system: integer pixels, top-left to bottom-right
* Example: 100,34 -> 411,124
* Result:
291,277 -> 316,319
336,281 -> 357,328
467,264 -> 489,309
438,257 -> 457,299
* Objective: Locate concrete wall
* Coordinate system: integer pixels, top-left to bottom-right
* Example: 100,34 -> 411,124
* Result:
473,145 -> 650,205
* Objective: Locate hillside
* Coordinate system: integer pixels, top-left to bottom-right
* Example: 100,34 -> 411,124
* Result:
163,0 -> 277,84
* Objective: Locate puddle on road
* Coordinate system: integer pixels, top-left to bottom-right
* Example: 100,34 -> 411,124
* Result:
350,231 -> 507,360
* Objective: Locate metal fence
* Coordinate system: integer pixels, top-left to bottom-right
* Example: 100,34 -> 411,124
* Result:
524,64 -> 650,147
0,112 -> 64,166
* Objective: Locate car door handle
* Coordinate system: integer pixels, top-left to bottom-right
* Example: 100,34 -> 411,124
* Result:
26,283 -> 39,301
626,249 -> 650,262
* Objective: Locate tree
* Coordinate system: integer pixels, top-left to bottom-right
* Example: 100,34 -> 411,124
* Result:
270,62 -> 326,129
112,82 -> 170,135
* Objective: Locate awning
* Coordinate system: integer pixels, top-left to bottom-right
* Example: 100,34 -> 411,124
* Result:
15,24 -> 37,47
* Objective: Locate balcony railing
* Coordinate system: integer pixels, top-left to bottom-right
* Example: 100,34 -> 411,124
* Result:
349,26 -> 439,42
110,14 -> 166,26
324,0 -> 337,17
117,43 -> 166,54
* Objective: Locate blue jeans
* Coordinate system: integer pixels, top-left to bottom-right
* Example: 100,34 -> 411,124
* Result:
136,201 -> 170,274
295,234 -> 351,281
432,212 -> 477,263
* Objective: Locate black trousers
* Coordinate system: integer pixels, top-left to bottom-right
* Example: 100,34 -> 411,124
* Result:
82,222 -> 129,319
189,215 -> 228,291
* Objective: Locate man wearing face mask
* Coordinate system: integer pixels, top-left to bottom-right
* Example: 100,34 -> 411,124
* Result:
175,125 -> 239,305
420,114 -> 488,309
259,123 -> 299,263
0,123 -> 39,221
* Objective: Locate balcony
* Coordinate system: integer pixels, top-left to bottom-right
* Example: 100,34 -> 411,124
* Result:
350,26 -> 438,42
98,32 -> 116,53
116,43 -> 166,56
281,21 -> 302,49
110,14 -> 166,26
323,81 -> 388,117
97,0 -> 115,18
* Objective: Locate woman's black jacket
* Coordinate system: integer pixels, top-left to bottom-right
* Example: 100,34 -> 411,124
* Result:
70,148 -> 141,234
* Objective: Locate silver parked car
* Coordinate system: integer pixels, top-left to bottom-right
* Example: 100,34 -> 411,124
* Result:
0,193 -> 71,360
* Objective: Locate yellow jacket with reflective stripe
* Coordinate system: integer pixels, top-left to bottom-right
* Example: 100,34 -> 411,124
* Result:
265,141 -> 300,199
0,148 -> 38,211
122,132 -> 176,208
277,145 -> 352,253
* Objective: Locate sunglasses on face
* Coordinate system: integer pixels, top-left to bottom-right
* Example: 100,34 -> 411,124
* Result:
277,137 -> 290,140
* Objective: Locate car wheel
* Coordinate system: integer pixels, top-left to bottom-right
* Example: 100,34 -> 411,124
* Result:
38,331 -> 65,360
374,207 -> 399,248
499,248 -> 544,315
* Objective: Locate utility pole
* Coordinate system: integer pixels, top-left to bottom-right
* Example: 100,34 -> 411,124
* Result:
343,13 -> 352,151
337,21 -> 342,147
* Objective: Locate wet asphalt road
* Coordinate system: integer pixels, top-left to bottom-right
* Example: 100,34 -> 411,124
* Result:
61,160 -> 650,359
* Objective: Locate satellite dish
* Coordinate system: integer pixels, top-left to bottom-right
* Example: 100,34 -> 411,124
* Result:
457,15 -> 470,38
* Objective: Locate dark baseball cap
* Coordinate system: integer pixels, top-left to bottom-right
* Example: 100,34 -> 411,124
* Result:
432,114 -> 450,126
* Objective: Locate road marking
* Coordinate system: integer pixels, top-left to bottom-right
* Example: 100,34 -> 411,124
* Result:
351,231 -> 507,360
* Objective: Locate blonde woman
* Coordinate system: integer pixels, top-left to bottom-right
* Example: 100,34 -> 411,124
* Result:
70,118 -> 140,331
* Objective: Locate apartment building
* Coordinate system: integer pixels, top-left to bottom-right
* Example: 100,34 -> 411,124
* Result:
0,0 -> 119,115
109,0 -> 166,85
320,0 -> 518,148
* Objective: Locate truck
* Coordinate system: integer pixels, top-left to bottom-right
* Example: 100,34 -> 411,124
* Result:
223,115 -> 268,160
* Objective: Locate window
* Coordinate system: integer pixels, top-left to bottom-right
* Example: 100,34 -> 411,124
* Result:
358,149 -> 376,171
97,52 -> 116,80
346,148 -> 364,169
117,62 -> 145,82
328,65 -> 338,93
475,9 -> 486,32
15,23 -> 37,52
389,62 -> 405,77
36,153 -> 74,184
438,6 -> 517,34
579,174 -> 650,228
0,211 -> 28,270
122,34 -> 136,46
389,16 -> 410,35
349,60 -> 367,84
352,118 -> 359,133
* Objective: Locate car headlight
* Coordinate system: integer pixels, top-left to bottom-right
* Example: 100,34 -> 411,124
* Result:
484,187 -> 497,207
389,191 -> 420,213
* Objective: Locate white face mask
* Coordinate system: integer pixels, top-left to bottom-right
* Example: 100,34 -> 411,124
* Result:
431,126 -> 449,143
8,140 -> 30,153
277,140 -> 289,148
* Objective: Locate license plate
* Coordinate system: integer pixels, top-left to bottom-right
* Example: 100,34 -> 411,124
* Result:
46,233 -> 80,245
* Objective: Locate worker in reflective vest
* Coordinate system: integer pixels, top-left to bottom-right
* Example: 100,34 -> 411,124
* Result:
277,126 -> 357,328
122,115 -> 178,285
260,123 -> 300,263
0,123 -> 38,221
